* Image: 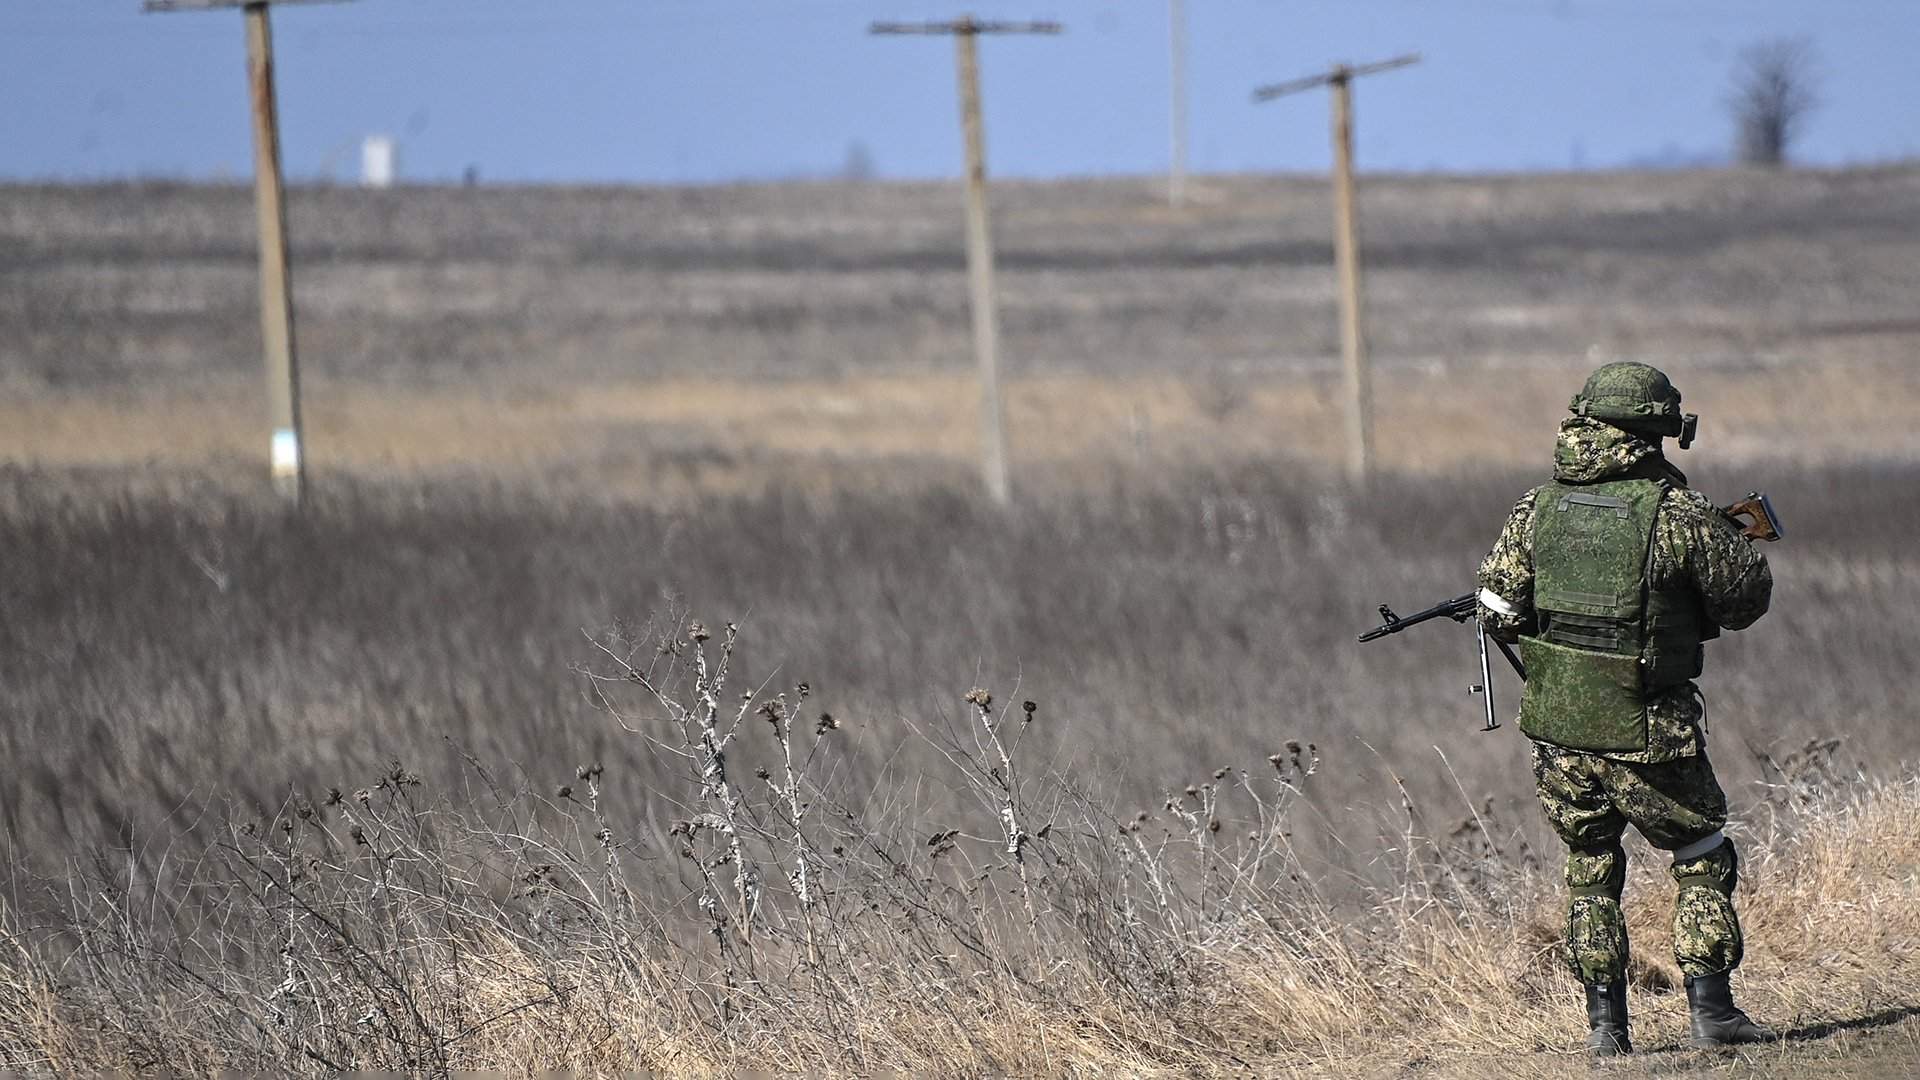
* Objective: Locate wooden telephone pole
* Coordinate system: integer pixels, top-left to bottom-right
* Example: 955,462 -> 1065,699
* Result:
1167,0 -> 1188,208
145,0 -> 351,505
1254,54 -> 1418,487
872,16 -> 1062,506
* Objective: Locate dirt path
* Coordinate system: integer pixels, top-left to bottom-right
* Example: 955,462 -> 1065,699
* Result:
1329,1009 -> 1920,1078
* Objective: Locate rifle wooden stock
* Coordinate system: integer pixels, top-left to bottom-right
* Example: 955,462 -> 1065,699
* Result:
1722,491 -> 1784,542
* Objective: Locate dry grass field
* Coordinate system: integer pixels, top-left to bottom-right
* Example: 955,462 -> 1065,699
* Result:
2,167 -> 1919,1074
5,167 -> 1920,494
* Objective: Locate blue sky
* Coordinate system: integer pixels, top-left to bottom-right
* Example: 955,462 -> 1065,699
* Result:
2,0 -> 1914,184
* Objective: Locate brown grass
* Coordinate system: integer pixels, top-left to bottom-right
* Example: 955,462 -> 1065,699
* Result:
2,639 -> 1915,1076
0,453 -> 1910,1080
2,455 -> 1912,1075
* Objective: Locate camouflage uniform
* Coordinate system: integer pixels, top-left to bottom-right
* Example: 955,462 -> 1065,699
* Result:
1477,415 -> 1772,986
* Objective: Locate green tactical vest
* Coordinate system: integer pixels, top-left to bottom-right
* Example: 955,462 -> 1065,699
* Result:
1518,477 -> 1708,752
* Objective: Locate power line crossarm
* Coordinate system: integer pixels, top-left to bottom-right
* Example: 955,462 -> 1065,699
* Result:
1252,52 -> 1420,101
144,0 -> 352,11
870,19 -> 1061,35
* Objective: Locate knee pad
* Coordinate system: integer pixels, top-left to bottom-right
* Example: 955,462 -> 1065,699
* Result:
1569,841 -> 1627,900
1672,834 -> 1738,896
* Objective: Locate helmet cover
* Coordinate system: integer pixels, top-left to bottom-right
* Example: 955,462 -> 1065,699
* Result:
1570,361 -> 1697,447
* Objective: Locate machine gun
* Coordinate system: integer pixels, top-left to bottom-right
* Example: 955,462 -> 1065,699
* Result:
1358,594 -> 1524,733
1357,491 -> 1784,733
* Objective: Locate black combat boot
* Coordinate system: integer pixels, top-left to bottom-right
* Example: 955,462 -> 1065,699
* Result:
1585,982 -> 1631,1056
1685,971 -> 1775,1048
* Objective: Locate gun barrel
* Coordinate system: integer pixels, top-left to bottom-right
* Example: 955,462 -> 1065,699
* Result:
1356,589 -> 1525,732
1356,592 -> 1475,643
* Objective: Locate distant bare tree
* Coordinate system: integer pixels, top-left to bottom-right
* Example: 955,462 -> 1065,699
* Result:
1728,37 -> 1819,167
841,140 -> 877,182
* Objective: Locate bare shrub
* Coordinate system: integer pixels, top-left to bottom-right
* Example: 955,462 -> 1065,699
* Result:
1728,37 -> 1819,167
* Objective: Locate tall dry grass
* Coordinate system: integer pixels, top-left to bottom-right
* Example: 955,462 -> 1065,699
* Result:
0,617 -> 1913,1076
2,458 -> 1910,886
2,454 -> 1913,1074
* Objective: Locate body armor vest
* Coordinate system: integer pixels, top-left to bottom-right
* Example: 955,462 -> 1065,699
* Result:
1518,477 -> 1708,752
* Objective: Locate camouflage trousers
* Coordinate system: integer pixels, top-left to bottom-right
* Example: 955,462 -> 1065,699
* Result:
1531,741 -> 1744,985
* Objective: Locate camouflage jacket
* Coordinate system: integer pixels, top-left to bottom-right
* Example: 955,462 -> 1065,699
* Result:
1476,416 -> 1773,762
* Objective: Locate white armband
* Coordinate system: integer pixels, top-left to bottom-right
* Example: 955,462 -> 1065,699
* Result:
1477,587 -> 1519,618
1672,830 -> 1726,863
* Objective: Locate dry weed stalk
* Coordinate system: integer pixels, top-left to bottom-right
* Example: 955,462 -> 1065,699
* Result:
963,688 -> 1038,928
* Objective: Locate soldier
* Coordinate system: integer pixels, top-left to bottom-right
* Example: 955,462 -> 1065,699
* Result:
1475,362 -> 1775,1056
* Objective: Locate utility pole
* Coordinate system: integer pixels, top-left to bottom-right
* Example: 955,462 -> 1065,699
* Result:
1168,0 -> 1188,208
872,16 -> 1062,506
1254,54 -> 1418,487
145,0 -> 351,505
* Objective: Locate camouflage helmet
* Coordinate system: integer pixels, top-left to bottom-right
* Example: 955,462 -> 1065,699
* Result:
1570,361 -> 1699,448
